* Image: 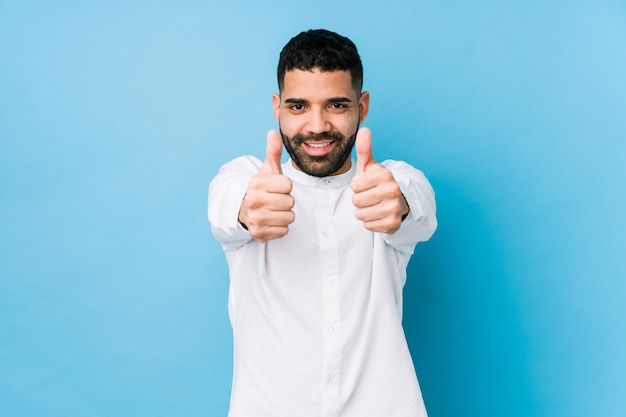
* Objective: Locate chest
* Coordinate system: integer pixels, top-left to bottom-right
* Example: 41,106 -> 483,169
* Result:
264,184 -> 374,281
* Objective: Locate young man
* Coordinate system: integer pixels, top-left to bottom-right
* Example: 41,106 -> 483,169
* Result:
209,29 -> 437,417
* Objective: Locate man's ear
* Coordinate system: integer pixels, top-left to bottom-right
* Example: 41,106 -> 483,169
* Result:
358,91 -> 370,124
272,93 -> 281,123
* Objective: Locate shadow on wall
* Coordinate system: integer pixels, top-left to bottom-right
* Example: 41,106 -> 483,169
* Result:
403,178 -> 535,417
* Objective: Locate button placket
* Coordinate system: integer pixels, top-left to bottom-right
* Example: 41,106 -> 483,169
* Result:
317,182 -> 342,416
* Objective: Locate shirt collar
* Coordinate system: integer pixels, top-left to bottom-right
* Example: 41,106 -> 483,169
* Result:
282,158 -> 356,189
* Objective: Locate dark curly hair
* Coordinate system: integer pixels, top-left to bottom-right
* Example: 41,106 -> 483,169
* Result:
277,29 -> 363,93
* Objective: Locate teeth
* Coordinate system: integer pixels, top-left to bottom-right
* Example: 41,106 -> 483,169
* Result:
306,142 -> 330,148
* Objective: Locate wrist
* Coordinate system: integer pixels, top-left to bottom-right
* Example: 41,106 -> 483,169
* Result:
238,198 -> 249,230
400,194 -> 410,221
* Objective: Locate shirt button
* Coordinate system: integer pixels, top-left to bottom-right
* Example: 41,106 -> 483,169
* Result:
328,326 -> 335,334
329,375 -> 337,382
325,276 -> 334,284
321,179 -> 331,186
323,192 -> 331,200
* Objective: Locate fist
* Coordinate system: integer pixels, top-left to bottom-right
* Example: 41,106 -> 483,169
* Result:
350,128 -> 409,234
239,130 -> 295,243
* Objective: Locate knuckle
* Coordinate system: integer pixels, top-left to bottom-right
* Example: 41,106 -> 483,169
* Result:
244,193 -> 262,209
248,176 -> 264,188
383,183 -> 401,199
284,177 -> 293,192
350,177 -> 362,190
389,199 -> 401,214
246,213 -> 260,227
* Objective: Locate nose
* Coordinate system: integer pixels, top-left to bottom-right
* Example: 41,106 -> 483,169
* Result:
306,107 -> 331,134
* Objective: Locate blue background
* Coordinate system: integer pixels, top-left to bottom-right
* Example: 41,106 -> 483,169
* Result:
1,1 -> 625,416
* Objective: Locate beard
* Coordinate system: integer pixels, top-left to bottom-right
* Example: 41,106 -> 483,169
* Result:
280,128 -> 358,177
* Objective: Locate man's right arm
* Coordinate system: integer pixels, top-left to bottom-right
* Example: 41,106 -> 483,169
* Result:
236,130 -> 294,243
208,130 -> 295,250
208,156 -> 261,251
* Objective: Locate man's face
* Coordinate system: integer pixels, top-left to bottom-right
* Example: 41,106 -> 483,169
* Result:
273,69 -> 370,177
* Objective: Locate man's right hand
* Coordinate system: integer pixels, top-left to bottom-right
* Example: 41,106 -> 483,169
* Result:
238,130 -> 295,243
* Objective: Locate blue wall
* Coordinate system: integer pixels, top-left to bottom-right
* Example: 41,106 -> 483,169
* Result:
1,1 -> 625,416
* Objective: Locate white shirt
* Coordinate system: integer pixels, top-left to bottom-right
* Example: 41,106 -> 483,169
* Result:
208,156 -> 437,417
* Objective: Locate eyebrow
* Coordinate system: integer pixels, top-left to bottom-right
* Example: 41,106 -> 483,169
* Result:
284,98 -> 307,104
327,97 -> 353,104
283,97 -> 354,104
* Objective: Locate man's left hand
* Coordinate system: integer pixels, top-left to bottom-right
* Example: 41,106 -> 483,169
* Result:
350,127 -> 410,234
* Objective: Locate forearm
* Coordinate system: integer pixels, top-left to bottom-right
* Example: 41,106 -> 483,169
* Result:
382,160 -> 437,253
208,156 -> 262,251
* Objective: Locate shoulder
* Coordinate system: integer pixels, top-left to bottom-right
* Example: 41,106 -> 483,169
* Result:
216,155 -> 263,175
380,159 -> 427,179
209,155 -> 262,198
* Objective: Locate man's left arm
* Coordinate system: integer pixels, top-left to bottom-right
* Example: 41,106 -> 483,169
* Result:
379,159 -> 437,253
350,128 -> 437,254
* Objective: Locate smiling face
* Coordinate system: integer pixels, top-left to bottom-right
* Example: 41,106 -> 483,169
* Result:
273,69 -> 370,177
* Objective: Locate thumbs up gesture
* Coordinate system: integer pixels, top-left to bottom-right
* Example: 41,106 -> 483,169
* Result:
238,130 -> 295,242
350,128 -> 410,234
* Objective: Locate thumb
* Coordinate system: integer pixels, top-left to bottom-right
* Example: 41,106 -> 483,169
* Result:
262,129 -> 283,174
355,127 -> 375,173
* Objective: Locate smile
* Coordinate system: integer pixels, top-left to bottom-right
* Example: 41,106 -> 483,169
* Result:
306,141 -> 332,148
303,141 -> 334,155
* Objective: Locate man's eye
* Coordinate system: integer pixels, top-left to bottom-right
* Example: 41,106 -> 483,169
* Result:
290,104 -> 304,111
330,103 -> 346,109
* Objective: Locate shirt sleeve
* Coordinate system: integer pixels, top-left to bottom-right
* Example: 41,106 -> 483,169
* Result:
380,160 -> 438,255
208,155 -> 263,251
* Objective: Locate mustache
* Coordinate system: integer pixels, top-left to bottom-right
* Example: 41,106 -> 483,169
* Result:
289,131 -> 346,144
